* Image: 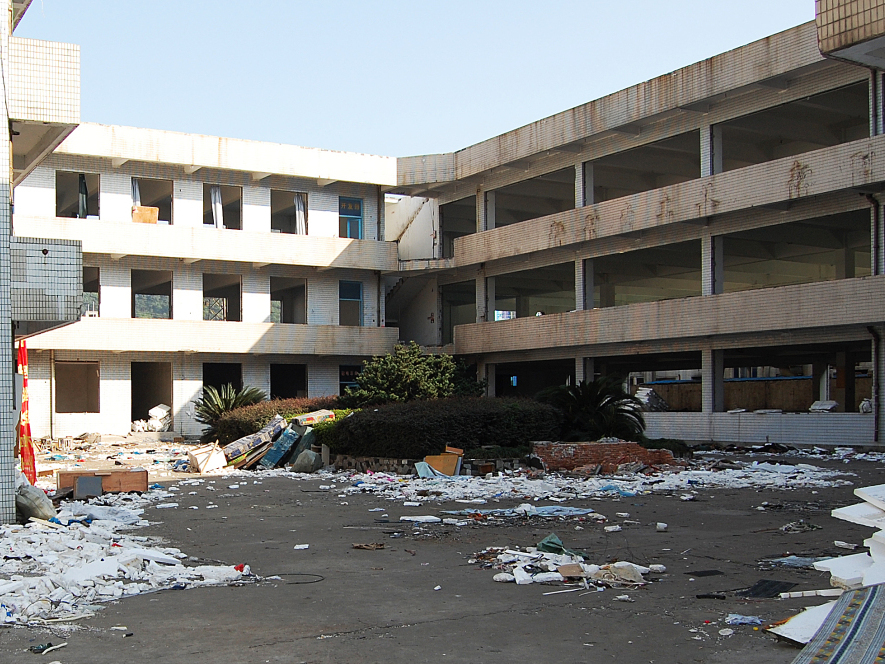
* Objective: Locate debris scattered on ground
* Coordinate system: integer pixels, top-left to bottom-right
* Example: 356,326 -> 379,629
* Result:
352,543 -> 385,550
469,533 -> 661,590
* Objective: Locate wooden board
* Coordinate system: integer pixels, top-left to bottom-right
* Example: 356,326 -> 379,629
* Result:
57,469 -> 148,493
424,453 -> 460,476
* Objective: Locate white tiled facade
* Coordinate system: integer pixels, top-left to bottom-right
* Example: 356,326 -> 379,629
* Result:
14,126 -> 396,439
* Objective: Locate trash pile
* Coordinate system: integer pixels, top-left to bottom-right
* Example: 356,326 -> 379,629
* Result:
338,460 -> 851,505
470,533 -> 664,592
0,485 -> 250,625
182,410 -> 336,474
131,404 -> 172,432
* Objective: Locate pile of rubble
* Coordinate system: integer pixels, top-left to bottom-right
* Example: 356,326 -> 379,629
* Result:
1,481 -> 250,625
131,404 -> 172,433
470,533 -> 664,593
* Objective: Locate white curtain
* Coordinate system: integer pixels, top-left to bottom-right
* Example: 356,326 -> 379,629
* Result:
131,178 -> 141,207
210,185 -> 224,229
294,193 -> 307,235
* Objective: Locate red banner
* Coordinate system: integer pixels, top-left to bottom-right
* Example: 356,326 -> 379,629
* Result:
17,341 -> 36,484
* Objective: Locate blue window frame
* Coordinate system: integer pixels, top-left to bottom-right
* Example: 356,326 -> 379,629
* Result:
339,280 -> 363,326
339,197 -> 363,239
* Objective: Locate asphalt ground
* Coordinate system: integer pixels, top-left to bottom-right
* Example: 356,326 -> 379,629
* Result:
0,454 -> 881,664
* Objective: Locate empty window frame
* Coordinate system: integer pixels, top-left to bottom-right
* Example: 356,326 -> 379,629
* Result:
339,281 -> 362,326
83,266 -> 99,316
270,277 -> 307,324
202,362 -> 242,392
203,184 -> 242,230
203,273 -> 242,321
56,171 -> 99,218
270,363 -> 308,399
339,365 -> 361,395
131,270 -> 173,319
55,361 -> 100,413
130,362 -> 172,423
339,197 -> 363,239
271,190 -> 308,234
131,177 -> 173,224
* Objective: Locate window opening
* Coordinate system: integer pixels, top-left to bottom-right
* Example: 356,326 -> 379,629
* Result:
56,171 -> 99,218
339,281 -> 362,326
271,190 -> 308,234
132,177 -> 173,224
203,273 -> 242,321
55,361 -> 100,413
83,266 -> 99,317
131,269 -> 172,319
203,184 -> 242,230
339,197 -> 363,239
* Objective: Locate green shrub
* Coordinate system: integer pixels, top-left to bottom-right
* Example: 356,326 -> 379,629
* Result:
537,376 -> 645,442
322,397 -> 562,459
193,384 -> 267,443
214,396 -> 338,444
340,342 -> 484,407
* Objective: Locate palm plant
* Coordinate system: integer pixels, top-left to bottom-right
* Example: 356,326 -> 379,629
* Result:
536,375 -> 645,442
193,383 -> 267,442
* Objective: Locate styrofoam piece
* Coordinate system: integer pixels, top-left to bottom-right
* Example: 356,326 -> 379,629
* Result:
866,531 -> 885,562
831,502 -> 885,529
862,560 -> 885,587
148,404 -> 171,419
766,601 -> 838,644
513,566 -> 533,585
399,516 -> 441,523
813,552 -> 874,588
855,484 -> 885,512
780,589 -> 844,598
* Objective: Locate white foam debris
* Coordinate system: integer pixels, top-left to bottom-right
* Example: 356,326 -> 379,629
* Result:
0,489 -> 246,625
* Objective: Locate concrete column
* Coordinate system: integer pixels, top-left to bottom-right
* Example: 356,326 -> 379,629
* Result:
871,70 -> 884,137
832,351 -> 856,412
583,162 -> 594,205
575,258 -> 585,310
584,259 -> 595,309
172,180 -> 203,227
486,275 -> 496,321
484,190 -> 496,231
812,361 -> 830,402
873,201 -> 885,276
476,189 -> 487,233
598,274 -> 615,308
701,348 -> 724,413
700,124 -> 724,178
701,234 -> 724,296
584,357 -> 595,383
835,245 -> 856,279
475,273 -> 487,323
478,360 -> 496,397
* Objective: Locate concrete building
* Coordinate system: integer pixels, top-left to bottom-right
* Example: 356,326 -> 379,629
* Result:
388,15 -> 885,447
10,2 -> 885,464
13,123 -> 397,438
0,0 -> 84,521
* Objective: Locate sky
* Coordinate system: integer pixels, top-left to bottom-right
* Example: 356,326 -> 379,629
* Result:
17,1 -> 816,158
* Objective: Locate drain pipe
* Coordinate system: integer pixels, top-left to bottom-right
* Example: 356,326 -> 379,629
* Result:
868,326 -> 881,444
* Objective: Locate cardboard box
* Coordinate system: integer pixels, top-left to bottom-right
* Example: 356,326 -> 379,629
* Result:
132,206 -> 159,224
57,468 -> 148,493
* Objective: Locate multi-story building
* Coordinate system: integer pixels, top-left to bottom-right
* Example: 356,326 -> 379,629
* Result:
13,123 -> 397,439
10,3 -> 885,464
0,0 -> 84,521
388,16 -> 885,447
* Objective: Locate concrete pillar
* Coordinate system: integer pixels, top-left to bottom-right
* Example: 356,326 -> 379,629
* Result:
476,189 -> 487,233
484,190 -> 496,231
812,361 -> 831,402
583,162 -> 594,205
832,351 -> 856,413
575,258 -> 585,310
871,70 -> 884,137
486,276 -> 496,321
583,259 -> 595,309
872,201 -> 884,276
475,273 -> 487,323
598,274 -> 615,308
701,348 -> 724,413
477,361 -> 496,397
701,234 -> 724,296
835,245 -> 856,279
700,124 -> 723,178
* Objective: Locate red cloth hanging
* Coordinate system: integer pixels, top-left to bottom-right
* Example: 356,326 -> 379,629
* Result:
17,341 -> 36,484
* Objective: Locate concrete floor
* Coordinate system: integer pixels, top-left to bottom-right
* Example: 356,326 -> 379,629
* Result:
0,454 -> 880,663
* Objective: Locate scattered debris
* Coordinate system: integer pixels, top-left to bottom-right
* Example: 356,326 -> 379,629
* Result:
738,579 -> 797,598
352,543 -> 385,550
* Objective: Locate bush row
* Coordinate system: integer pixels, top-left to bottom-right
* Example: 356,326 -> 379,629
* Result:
315,397 -> 562,459
214,396 -> 339,444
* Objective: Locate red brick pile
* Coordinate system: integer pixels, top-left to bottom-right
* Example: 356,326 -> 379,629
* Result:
532,441 -> 675,474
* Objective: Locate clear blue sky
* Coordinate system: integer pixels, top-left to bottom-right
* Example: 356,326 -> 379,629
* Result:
17,1 -> 816,157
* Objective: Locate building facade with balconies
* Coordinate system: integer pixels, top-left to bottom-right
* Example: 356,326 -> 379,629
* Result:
387,17 -> 885,447
13,123 -> 397,438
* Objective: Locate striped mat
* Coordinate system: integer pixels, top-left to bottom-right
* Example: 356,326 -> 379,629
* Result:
792,584 -> 885,664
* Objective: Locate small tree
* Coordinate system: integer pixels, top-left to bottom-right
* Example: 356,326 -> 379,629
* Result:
536,376 -> 645,442
340,342 -> 484,407
193,383 -> 267,442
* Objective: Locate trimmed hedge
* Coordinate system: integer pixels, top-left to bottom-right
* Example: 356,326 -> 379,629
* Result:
318,397 -> 562,459
214,396 -> 339,445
